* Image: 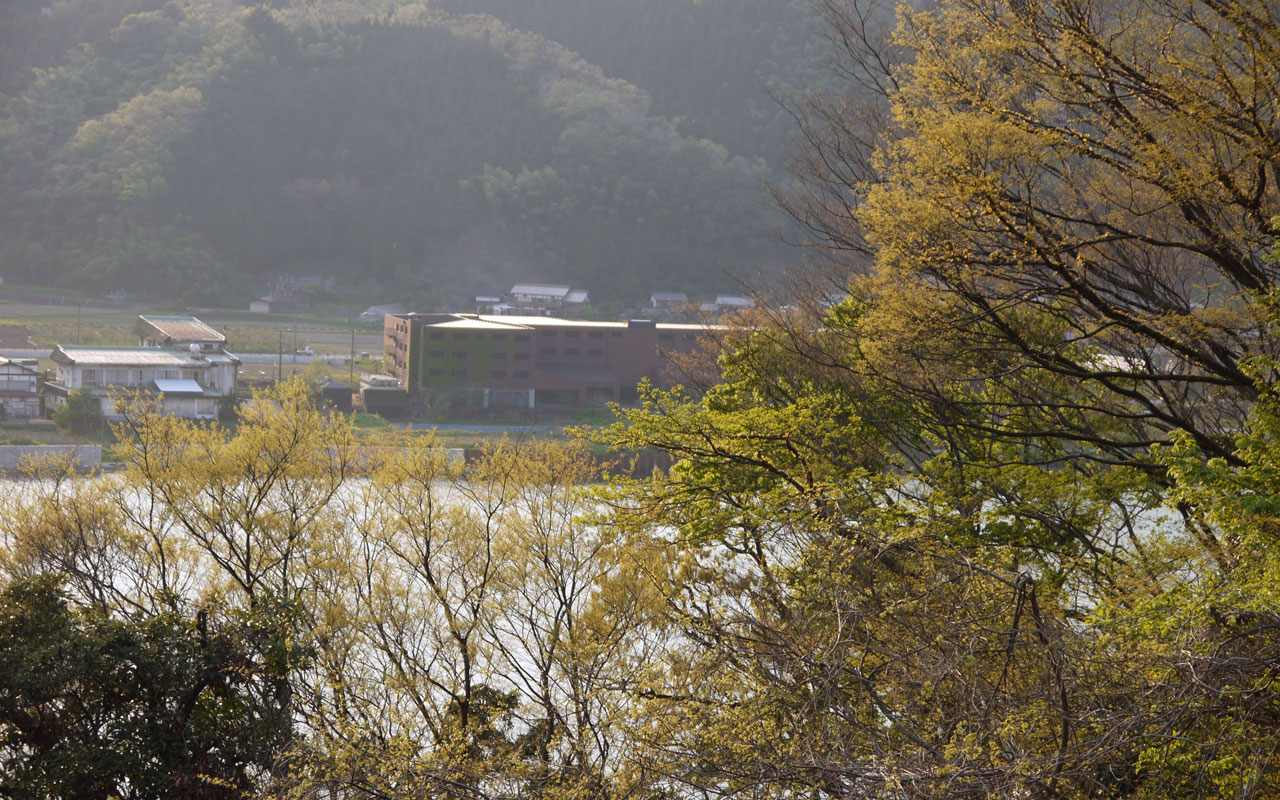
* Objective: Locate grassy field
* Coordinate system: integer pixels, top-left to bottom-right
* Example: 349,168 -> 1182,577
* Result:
0,298 -> 384,354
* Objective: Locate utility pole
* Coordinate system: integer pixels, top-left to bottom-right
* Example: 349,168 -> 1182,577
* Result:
277,332 -> 283,382
349,328 -> 355,386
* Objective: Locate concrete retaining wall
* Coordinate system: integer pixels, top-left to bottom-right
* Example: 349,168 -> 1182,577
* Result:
0,445 -> 102,472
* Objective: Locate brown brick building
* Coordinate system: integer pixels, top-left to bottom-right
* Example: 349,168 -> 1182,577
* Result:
384,313 -> 709,408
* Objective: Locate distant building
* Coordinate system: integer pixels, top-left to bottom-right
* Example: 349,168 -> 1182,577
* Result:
0,357 -> 41,419
510,283 -> 572,306
714,294 -> 754,309
700,294 -> 755,315
273,274 -> 336,298
45,315 -> 240,420
496,283 -> 591,316
135,315 -> 226,351
475,294 -> 504,314
249,296 -> 277,314
359,304 -> 408,324
650,291 -> 689,308
384,312 -> 710,409
317,378 -> 353,414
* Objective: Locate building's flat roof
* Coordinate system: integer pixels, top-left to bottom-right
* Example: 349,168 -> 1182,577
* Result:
432,319 -> 529,331
476,314 -> 621,328
137,315 -> 225,342
52,346 -> 239,367
406,312 -> 719,333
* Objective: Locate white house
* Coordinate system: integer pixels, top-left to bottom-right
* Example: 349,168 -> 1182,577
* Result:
46,344 -> 239,421
650,291 -> 688,308
359,304 -> 408,323
0,357 -> 41,419
510,283 -> 573,306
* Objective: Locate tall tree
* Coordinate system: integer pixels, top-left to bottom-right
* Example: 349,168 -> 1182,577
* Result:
790,0 -> 1280,463
0,575 -> 306,800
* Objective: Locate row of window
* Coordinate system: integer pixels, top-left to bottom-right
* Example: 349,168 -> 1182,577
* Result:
424,347 -> 618,360
79,368 -> 202,387
426,350 -> 534,360
426,368 -> 532,379
540,348 -> 604,357
428,331 -> 534,342
540,329 -> 614,339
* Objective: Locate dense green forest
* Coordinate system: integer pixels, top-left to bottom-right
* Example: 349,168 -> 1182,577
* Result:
433,0 -> 826,165
0,0 -> 805,306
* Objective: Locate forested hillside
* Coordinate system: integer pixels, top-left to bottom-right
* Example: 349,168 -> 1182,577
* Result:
0,0 -> 806,306
435,0 -> 826,164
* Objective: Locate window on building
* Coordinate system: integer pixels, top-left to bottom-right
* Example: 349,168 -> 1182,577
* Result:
588,348 -> 603,357
429,350 -> 444,357
541,330 -> 557,337
452,350 -> 468,358
492,351 -> 507,359
589,331 -> 603,338
428,368 -> 443,376
82,369 -> 100,387
540,347 -> 556,356
514,352 -> 530,361
515,334 -> 531,342
564,330 -> 581,338
564,348 -> 580,356
659,333 -> 674,341
428,331 -> 445,340
611,331 -> 622,338
514,370 -> 530,378
451,368 -> 466,377
491,369 -> 506,378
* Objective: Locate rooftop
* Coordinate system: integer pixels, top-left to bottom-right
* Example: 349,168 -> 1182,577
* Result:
52,345 -> 239,366
405,313 -> 717,332
136,315 -> 225,343
432,318 -> 529,331
0,356 -> 37,372
510,283 -> 572,298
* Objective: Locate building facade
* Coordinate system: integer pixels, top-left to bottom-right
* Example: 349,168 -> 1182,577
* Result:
384,313 -> 708,408
0,357 -> 41,419
46,315 -> 240,420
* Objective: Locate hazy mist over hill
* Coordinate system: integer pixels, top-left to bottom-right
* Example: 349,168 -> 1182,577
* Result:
0,0 -> 824,307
